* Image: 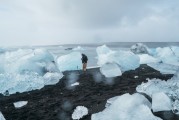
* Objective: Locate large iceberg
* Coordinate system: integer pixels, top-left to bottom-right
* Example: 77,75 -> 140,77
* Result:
0,48 -> 63,95
96,45 -> 140,72
57,52 -> 82,72
92,93 -> 161,120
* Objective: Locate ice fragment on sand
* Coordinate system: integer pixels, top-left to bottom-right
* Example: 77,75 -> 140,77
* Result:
0,112 -> 6,120
72,106 -> 88,120
71,82 -> 79,87
14,101 -> 28,108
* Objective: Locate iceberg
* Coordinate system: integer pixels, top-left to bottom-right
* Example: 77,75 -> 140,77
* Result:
130,43 -> 149,54
57,52 -> 82,72
13,101 -> 28,108
72,106 -> 88,120
152,92 -> 172,112
0,48 -> 63,95
96,45 -> 140,72
92,93 -> 161,120
100,63 -> 122,77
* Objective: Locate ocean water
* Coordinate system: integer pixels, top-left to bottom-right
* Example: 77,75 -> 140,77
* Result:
1,42 -> 179,67
45,42 -> 179,67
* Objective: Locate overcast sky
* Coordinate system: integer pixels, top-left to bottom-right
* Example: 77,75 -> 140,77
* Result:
0,0 -> 179,46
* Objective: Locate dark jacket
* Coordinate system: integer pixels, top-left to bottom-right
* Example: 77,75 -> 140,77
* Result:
81,54 -> 88,63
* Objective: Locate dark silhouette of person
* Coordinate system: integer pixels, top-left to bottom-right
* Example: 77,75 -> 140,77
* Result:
81,53 -> 88,72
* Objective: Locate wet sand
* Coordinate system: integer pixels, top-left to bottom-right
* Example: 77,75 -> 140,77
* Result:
0,64 -> 178,120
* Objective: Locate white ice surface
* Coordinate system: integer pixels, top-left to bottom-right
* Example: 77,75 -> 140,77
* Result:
72,106 -> 88,120
138,54 -> 161,64
136,71 -> 179,114
100,63 -> 122,77
0,48 -> 63,95
13,101 -> 28,108
43,72 -> 63,85
57,52 -> 82,72
152,92 -> 172,112
92,93 -> 161,120
0,112 -> 6,120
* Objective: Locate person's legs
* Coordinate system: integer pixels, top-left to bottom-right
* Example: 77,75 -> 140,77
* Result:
82,63 -> 87,71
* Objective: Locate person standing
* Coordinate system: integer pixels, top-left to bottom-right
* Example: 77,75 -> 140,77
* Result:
81,53 -> 88,72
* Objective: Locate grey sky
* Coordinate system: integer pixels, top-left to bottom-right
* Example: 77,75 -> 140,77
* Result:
0,0 -> 179,46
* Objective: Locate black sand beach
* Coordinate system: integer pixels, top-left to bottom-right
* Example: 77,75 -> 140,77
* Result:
0,64 -> 178,120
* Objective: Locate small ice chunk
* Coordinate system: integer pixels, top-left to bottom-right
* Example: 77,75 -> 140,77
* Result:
13,101 -> 28,108
100,63 -> 122,78
71,82 -> 79,87
0,112 -> 6,120
43,72 -> 63,85
152,92 -> 172,112
72,106 -> 88,120
134,76 -> 139,78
